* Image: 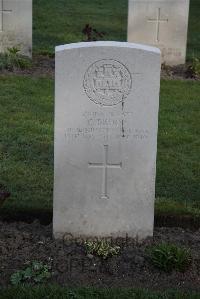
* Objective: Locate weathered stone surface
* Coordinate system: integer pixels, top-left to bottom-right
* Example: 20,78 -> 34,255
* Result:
128,0 -> 190,65
53,42 -> 161,240
0,0 -> 32,56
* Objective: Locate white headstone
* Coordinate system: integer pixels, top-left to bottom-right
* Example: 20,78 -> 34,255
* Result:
53,42 -> 161,240
0,0 -> 32,57
128,0 -> 190,65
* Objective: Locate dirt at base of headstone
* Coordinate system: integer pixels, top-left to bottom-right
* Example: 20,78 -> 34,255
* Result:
0,220 -> 199,290
0,55 -> 55,78
0,55 -> 199,82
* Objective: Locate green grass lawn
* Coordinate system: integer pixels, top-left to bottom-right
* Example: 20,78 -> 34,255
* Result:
33,0 -> 127,55
1,285 -> 200,299
187,0 -> 200,59
0,76 -> 53,211
33,0 -> 200,59
0,76 -> 199,213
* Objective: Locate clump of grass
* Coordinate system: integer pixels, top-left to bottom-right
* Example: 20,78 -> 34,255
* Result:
187,57 -> 200,78
0,47 -> 32,71
10,261 -> 52,286
147,243 -> 192,273
85,240 -> 120,259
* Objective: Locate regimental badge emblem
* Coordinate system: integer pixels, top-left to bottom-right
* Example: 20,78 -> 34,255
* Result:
83,59 -> 132,106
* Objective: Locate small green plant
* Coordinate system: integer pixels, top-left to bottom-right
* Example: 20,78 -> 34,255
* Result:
7,46 -> 20,55
0,46 -> 32,71
187,57 -> 200,78
10,261 -> 51,286
147,242 -> 192,273
85,239 -> 120,259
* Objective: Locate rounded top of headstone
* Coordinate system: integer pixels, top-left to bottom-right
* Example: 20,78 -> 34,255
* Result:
55,41 -> 161,55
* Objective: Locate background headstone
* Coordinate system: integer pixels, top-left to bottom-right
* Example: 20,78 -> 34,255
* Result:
0,0 -> 32,57
128,0 -> 190,65
54,42 -> 161,240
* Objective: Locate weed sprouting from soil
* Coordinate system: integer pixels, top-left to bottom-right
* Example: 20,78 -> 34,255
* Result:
0,47 -> 32,71
85,239 -> 120,259
147,243 -> 192,273
10,261 -> 52,286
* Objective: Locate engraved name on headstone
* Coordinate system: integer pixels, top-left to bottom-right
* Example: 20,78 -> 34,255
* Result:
0,0 -> 32,57
128,0 -> 190,65
53,42 -> 161,240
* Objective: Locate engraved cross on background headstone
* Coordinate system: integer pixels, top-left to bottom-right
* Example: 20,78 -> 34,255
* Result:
147,8 -> 168,42
88,145 -> 122,199
0,0 -> 12,32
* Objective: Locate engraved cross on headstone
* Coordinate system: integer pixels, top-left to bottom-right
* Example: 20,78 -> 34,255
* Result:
0,0 -> 12,32
88,145 -> 122,199
147,8 -> 168,42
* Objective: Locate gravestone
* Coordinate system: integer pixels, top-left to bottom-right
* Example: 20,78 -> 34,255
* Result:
53,42 -> 161,240
128,0 -> 190,65
0,0 -> 32,56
